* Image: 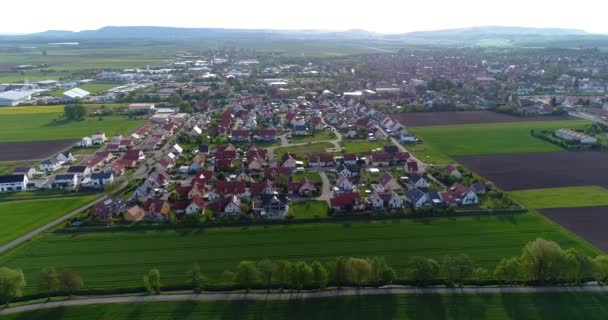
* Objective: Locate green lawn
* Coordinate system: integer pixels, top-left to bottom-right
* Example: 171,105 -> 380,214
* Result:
276,142 -> 334,159
288,200 -> 329,219
292,172 -> 322,184
0,213 -> 598,295
409,120 -> 590,160
0,104 -> 126,115
0,161 -> 35,175
341,139 -> 393,154
0,113 -> 144,142
509,186 -> 608,209
6,292 -> 608,320
0,195 -> 100,246
289,131 -> 335,143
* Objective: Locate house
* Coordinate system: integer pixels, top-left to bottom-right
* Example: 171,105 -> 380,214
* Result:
67,166 -> 91,178
198,144 -> 209,154
52,174 -> 78,189
230,129 -> 251,142
342,154 -> 358,165
213,195 -> 241,216
405,160 -> 419,173
330,192 -> 363,211
256,194 -> 289,218
190,126 -> 203,136
444,165 -> 462,179
90,196 -> 127,222
144,199 -> 171,220
183,196 -> 206,215
394,152 -> 411,164
370,152 -> 390,166
379,172 -> 401,191
383,145 -> 399,154
400,132 -> 418,143
12,167 -> 35,179
176,184 -> 205,200
123,149 -> 146,162
0,174 -> 28,192
446,183 -> 479,205
124,205 -> 146,222
88,172 -> 114,188
470,182 -> 487,195
264,167 -> 292,180
282,154 -> 298,168
409,173 -> 429,189
406,188 -> 429,209
92,131 -> 107,145
145,171 -> 170,189
247,154 -> 265,171
106,144 -> 120,152
215,180 -> 247,197
308,153 -> 335,167
255,128 -> 278,141
40,159 -> 62,172
336,175 -> 354,191
287,178 -> 316,196
236,171 -> 251,182
369,191 -> 403,209
79,137 -> 93,147
171,144 -> 184,155
337,164 -> 360,177
250,180 -> 276,196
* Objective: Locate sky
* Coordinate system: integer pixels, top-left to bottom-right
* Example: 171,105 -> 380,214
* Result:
1,0 -> 607,34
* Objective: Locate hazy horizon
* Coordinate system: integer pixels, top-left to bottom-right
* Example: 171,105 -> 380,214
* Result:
1,0 -> 607,34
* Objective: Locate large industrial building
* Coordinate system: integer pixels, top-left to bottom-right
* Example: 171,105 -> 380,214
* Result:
0,90 -> 32,106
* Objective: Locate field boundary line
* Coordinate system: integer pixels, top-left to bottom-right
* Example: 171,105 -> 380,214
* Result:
3,285 -> 608,315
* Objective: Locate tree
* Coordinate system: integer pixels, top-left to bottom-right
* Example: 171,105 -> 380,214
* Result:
441,254 -> 474,284
369,257 -> 389,284
332,257 -> 349,287
311,261 -> 329,288
60,269 -> 83,296
257,259 -> 274,292
345,258 -> 372,287
187,264 -> 207,293
39,267 -> 60,299
381,267 -> 396,285
564,248 -> 594,283
144,268 -> 161,294
405,256 -> 439,285
494,257 -> 522,284
273,260 -> 291,289
594,256 -> 608,283
290,261 -> 313,290
519,238 -> 567,283
63,104 -> 87,121
234,261 -> 260,290
0,267 -> 26,306
473,268 -> 490,281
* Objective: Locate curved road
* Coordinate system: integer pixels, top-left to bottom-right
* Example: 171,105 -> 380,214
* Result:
3,285 -> 608,315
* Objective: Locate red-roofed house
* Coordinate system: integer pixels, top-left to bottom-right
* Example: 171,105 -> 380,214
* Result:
231,129 -> 251,142
250,180 -> 276,196
379,172 -> 401,191
287,178 -> 316,196
330,192 -> 364,211
406,160 -> 419,173
370,152 -> 390,166
215,180 -> 247,197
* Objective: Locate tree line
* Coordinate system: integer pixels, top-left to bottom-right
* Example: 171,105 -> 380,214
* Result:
2,238 -> 608,305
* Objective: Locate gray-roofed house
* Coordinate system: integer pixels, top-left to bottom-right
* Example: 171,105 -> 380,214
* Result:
40,159 -> 62,172
0,174 -> 28,192
52,174 -> 78,189
406,188 -> 429,209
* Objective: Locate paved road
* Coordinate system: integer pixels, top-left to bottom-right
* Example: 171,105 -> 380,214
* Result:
317,171 -> 331,202
3,285 -> 608,315
0,195 -> 108,254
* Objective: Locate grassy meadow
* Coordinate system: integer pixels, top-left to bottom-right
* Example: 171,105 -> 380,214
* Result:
275,142 -> 334,159
0,213 -> 599,294
0,195 -> 100,246
288,200 -> 329,219
409,120 -> 590,161
6,292 -> 608,320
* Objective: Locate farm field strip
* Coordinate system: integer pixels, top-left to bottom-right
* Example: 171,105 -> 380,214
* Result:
540,206 -> 608,253
0,195 -> 100,246
456,151 -> 608,191
0,214 -> 598,294
392,110 -> 574,127
0,139 -> 77,162
6,292 -> 608,320
509,186 -> 608,209
410,120 -> 589,158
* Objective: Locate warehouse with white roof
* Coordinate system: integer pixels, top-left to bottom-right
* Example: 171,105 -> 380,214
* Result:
0,90 -> 32,106
63,87 -> 90,100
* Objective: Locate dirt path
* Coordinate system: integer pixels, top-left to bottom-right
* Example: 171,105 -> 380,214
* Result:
3,286 -> 608,315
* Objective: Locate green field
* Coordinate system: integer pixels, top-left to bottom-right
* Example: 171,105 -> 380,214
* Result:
509,186 -> 608,209
292,172 -> 322,184
288,200 -> 329,219
0,213 -> 598,294
0,195 -> 100,246
0,113 -> 144,142
341,139 -> 393,154
409,120 -> 590,162
6,292 -> 608,320
0,104 -> 125,115
276,142 -> 334,159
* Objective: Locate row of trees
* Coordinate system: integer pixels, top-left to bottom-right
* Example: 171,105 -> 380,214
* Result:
0,267 -> 83,306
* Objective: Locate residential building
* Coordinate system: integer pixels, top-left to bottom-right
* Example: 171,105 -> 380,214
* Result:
0,174 -> 28,192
